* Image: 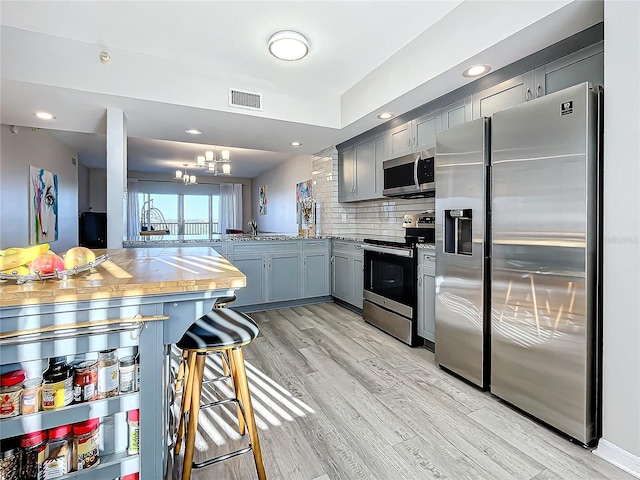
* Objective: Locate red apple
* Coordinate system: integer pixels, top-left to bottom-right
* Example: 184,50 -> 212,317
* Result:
63,247 -> 96,269
29,254 -> 65,274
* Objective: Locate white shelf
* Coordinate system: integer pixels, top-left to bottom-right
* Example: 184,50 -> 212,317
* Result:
63,451 -> 138,479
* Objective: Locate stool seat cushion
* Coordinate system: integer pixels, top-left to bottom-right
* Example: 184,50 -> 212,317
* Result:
177,309 -> 259,350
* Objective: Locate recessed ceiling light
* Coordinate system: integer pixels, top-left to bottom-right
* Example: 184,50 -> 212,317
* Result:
291,141 -> 302,147
463,64 -> 491,78
268,31 -> 309,61
34,112 -> 56,120
185,129 -> 202,135
377,112 -> 394,120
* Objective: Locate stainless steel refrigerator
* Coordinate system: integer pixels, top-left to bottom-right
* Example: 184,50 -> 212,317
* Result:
435,117 -> 491,389
490,82 -> 601,445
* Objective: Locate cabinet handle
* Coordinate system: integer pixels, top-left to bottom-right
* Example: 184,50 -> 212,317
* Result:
263,258 -> 266,268
536,84 -> 542,98
418,276 -> 422,287
268,258 -> 272,268
526,87 -> 531,101
304,257 -> 307,266
354,245 -> 362,250
331,255 -> 335,264
407,138 -> 411,147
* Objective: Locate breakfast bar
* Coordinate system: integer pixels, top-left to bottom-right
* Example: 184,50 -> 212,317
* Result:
0,247 -> 246,479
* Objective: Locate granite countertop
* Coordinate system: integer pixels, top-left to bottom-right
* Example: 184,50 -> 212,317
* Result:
124,234 -> 342,246
0,247 -> 246,307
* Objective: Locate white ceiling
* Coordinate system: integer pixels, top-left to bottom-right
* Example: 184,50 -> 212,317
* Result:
0,1 -> 603,178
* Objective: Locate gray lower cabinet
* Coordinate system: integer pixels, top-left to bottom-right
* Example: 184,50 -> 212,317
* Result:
303,251 -> 330,297
331,240 -> 364,309
267,251 -> 302,302
417,250 -> 436,342
231,253 -> 267,306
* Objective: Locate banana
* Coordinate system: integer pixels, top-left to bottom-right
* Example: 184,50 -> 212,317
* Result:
0,243 -> 50,271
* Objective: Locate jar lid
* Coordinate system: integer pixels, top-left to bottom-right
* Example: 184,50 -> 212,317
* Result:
73,359 -> 97,370
99,349 -> 116,354
22,378 -> 42,389
19,431 -> 46,448
128,409 -> 139,422
73,418 -> 99,436
49,356 -> 68,365
122,474 -> 139,480
48,424 -> 72,439
120,355 -> 135,367
1,369 -> 26,387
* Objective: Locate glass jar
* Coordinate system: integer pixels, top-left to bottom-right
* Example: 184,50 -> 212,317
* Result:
19,430 -> 47,480
21,378 -> 42,415
44,424 -> 73,478
127,409 -> 139,455
97,350 -> 118,399
0,369 -> 25,418
42,357 -> 73,410
119,356 -> 136,394
73,360 -> 98,403
0,438 -> 20,480
135,353 -> 140,391
72,418 -> 100,470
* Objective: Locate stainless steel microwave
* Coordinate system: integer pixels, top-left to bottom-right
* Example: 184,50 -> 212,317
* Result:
383,149 -> 435,198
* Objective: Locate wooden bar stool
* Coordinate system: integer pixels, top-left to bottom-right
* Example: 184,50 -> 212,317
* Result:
174,308 -> 266,480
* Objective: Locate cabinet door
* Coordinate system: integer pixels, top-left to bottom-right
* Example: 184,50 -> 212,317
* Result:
303,251 -> 330,298
231,254 -> 266,306
417,268 -> 435,342
268,252 -> 302,302
441,97 -> 472,130
534,43 -> 603,97
414,110 -> 440,151
472,73 -> 534,119
388,121 -> 413,158
374,134 -> 387,196
338,147 -> 355,202
352,256 -> 364,309
331,253 -> 351,302
353,141 -> 376,200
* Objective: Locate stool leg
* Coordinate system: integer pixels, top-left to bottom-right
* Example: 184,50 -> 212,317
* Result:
227,349 -> 246,435
175,350 -> 189,392
221,350 -> 230,376
182,353 -> 206,480
175,351 -> 197,454
231,347 -> 266,480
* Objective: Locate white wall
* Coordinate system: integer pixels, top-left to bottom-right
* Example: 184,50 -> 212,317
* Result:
251,154 -> 313,234
595,0 -> 640,475
0,124 -> 78,251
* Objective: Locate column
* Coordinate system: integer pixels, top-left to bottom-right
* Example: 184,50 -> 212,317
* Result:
106,108 -> 127,248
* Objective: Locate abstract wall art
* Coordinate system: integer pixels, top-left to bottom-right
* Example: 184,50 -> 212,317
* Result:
29,165 -> 58,244
259,184 -> 267,215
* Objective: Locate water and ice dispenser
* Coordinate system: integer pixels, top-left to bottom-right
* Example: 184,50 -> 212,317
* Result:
444,209 -> 472,255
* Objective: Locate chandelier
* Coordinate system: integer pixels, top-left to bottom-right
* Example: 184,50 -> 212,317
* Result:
195,148 -> 232,175
174,163 -> 197,185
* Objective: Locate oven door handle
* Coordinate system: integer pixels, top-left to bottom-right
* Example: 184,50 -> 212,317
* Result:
361,244 -> 414,258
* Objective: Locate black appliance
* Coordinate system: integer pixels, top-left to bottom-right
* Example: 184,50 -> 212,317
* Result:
362,213 -> 435,346
79,211 -> 107,249
382,148 -> 435,198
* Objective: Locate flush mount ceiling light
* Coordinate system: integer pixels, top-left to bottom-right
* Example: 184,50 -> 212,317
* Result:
185,129 -> 202,135
34,111 -> 56,120
99,51 -> 112,65
174,163 -> 197,185
377,112 -> 395,120
194,148 -> 232,176
268,31 -> 309,61
290,141 -> 302,147
463,64 -> 491,78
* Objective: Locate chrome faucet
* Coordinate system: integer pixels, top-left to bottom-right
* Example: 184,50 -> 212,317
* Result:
248,219 -> 258,239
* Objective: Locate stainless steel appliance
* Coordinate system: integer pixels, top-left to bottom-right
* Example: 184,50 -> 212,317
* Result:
383,149 -> 435,198
435,117 -> 491,388
490,82 -> 601,445
363,214 -> 434,346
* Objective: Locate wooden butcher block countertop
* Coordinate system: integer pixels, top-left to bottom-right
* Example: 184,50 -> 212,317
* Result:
0,247 -> 246,307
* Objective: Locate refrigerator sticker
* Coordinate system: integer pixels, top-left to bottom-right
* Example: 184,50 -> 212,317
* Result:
561,101 -> 573,116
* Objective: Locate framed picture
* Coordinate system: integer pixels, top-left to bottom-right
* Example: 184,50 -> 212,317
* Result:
259,184 -> 267,215
30,165 -> 58,244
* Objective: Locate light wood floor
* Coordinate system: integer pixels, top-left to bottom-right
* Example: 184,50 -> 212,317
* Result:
172,302 -> 632,480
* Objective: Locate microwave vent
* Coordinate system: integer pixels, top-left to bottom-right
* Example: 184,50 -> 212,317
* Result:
229,88 -> 263,111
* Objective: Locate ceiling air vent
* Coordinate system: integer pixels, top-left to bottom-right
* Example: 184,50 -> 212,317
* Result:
229,88 -> 263,111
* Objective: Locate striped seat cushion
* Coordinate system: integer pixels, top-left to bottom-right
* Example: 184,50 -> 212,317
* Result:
177,309 -> 259,350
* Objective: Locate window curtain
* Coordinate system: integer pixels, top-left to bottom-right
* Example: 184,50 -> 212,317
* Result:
218,183 -> 243,233
127,179 -> 140,239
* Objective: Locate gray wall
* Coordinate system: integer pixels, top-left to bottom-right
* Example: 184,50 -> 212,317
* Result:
0,124 -> 78,251
77,163 -> 90,213
251,154 -> 313,234
595,0 -> 640,472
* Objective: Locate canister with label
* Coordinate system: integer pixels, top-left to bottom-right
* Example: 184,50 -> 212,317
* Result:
21,378 -> 42,415
73,418 -> 100,470
97,349 -> 119,399
119,356 -> 136,394
0,370 -> 25,418
73,360 -> 98,403
42,357 -> 73,410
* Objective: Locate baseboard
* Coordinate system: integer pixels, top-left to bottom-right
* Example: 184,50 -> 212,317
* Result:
235,296 -> 333,313
594,439 -> 640,478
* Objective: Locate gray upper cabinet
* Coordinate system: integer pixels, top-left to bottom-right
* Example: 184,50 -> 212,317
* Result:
388,109 -> 440,158
472,72 -> 534,119
534,42 -> 603,97
339,134 -> 387,203
441,96 -> 472,130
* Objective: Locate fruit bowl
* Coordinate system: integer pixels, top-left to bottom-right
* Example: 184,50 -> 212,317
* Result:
0,254 -> 110,284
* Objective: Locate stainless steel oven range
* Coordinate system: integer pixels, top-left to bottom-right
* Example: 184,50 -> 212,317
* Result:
362,213 -> 434,346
